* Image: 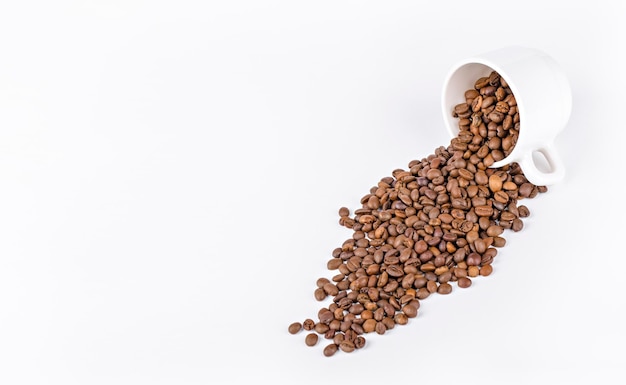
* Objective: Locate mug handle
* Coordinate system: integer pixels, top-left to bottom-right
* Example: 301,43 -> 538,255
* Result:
519,144 -> 565,186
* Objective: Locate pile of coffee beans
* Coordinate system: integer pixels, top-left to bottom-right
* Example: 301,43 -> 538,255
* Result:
288,71 -> 546,357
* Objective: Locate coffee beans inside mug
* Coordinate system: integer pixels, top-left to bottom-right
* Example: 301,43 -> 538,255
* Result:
289,70 -> 547,356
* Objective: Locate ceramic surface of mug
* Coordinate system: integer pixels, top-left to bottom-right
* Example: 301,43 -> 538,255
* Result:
441,46 -> 572,185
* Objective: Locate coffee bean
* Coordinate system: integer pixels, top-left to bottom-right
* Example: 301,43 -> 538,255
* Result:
481,95 -> 496,109
505,94 -> 517,106
495,87 -> 507,101
489,174 -> 503,192
512,218 -> 524,231
474,238 -> 487,254
394,313 -> 409,325
437,283 -> 453,294
354,336 -> 366,349
518,205 -> 531,217
303,319 -> 315,331
339,340 -> 356,353
465,89 -> 480,99
475,205 -> 494,217
494,190 -> 509,204
474,171 -> 489,185
481,86 -> 496,96
288,322 -> 302,334
480,264 -> 493,276
362,319 -> 376,333
488,71 -> 500,86
316,277 -> 330,288
314,288 -> 327,301
374,321 -> 387,335
466,252 -> 482,266
454,103 -> 470,115
426,280 -> 438,293
495,101 -> 510,114
323,343 -> 338,357
519,183 -> 534,197
486,225 -> 504,237
319,309 -> 334,324
305,333 -> 319,346
416,287 -> 430,299
467,266 -> 480,277
327,258 -> 343,270
323,283 -> 339,296
475,76 -> 490,89
403,304 -> 419,318
457,277 -> 472,288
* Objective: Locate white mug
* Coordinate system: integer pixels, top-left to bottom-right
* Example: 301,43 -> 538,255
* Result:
441,46 -> 572,186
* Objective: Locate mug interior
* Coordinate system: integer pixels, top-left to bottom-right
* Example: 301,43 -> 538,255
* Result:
443,62 -> 491,136
441,60 -> 523,167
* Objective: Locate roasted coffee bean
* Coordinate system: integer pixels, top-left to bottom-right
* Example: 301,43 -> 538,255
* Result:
327,258 -> 343,270
354,336 -> 366,349
437,283 -> 453,294
474,171 -> 489,185
476,205 -> 495,217
394,313 -> 409,325
486,225 -> 504,237
466,253 -> 482,266
495,87 -> 507,101
465,89 -> 480,99
305,333 -> 319,346
375,321 -> 387,335
316,277 -> 331,288
403,304 -> 419,318
339,340 -> 356,353
350,322 -> 365,335
488,71 -> 500,86
495,101 -> 510,114
323,283 -> 339,296
519,183 -> 534,197
493,236 -> 506,247
319,309 -> 334,324
314,288 -> 327,301
494,190 -> 509,204
381,317 -> 395,330
481,86 -> 496,96
475,76 -> 490,89
480,264 -> 493,276
288,322 -> 302,334
457,277 -> 472,288
416,287 -> 430,299
489,174 -> 503,192
474,238 -> 487,254
323,343 -> 339,357
303,319 -> 315,331
362,319 -> 377,333
481,96 -> 496,109
518,205 -> 531,218
315,323 -> 330,334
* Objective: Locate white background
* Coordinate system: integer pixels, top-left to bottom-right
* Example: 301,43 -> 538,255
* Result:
1,1 -> 625,384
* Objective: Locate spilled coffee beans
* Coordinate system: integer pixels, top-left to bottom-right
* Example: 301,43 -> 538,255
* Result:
288,70 -> 547,356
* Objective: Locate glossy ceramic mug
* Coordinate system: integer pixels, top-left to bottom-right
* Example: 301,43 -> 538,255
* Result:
441,46 -> 572,186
